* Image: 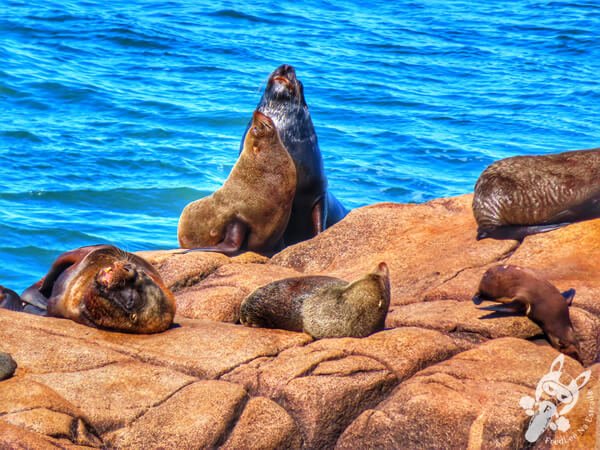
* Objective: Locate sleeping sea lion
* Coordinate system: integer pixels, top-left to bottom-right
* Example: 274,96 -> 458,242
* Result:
242,64 -> 348,245
472,264 -> 581,363
16,245 -> 176,333
240,263 -> 390,339
178,111 -> 296,255
473,148 -> 600,240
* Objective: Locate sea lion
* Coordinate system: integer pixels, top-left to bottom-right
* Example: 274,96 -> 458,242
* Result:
472,264 -> 582,363
0,286 -> 24,312
242,64 -> 348,245
178,111 -> 296,255
473,148 -> 600,240
0,352 -> 16,381
17,245 -> 176,333
240,262 -> 390,339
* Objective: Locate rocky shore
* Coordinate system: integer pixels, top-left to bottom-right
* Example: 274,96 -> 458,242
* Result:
1,194 -> 598,449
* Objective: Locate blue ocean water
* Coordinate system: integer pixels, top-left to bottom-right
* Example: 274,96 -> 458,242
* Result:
0,0 -> 599,292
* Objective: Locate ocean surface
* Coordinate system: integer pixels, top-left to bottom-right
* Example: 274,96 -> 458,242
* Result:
1,0 -> 599,292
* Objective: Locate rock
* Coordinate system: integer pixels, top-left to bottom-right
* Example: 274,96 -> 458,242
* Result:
27,361 -> 196,434
2,195 -> 600,448
175,263 -> 302,322
387,299 -> 543,342
0,378 -> 101,447
336,338 -> 595,449
222,397 -> 303,449
143,250 -> 229,292
223,327 -> 466,449
106,381 -> 247,449
0,351 -> 16,381
272,196 -> 518,306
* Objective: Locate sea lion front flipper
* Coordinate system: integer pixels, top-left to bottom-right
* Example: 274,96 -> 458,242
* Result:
477,223 -> 569,241
38,245 -> 107,297
561,288 -> 576,306
21,280 -> 49,312
184,221 -> 248,256
311,196 -> 326,236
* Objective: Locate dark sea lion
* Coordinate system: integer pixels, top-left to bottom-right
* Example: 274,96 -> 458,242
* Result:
0,352 -> 17,381
240,263 -> 390,339
242,64 -> 348,245
472,264 -> 581,362
0,286 -> 24,312
473,148 -> 600,240
178,111 -> 296,255
18,245 -> 176,333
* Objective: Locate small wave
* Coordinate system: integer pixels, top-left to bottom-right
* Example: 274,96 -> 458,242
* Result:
0,130 -> 44,142
209,9 -> 279,25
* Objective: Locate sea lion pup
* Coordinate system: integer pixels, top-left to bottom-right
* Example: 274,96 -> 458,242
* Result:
240,263 -> 390,339
178,111 -> 296,255
242,64 -> 348,245
19,245 -> 176,333
473,148 -> 600,240
472,265 -> 582,363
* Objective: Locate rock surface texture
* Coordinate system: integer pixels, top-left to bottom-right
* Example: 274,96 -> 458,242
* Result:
1,195 -> 598,449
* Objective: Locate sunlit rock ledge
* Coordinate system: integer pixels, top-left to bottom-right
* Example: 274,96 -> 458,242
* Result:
1,194 -> 599,449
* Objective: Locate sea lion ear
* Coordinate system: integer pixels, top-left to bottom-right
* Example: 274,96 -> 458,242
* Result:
561,288 -> 576,306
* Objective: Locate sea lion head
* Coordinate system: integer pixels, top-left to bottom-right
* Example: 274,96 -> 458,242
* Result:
44,246 -> 176,334
545,325 -> 582,365
245,111 -> 282,154
264,64 -> 306,106
80,253 -> 175,333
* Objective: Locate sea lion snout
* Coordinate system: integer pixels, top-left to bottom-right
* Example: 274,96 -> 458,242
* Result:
268,64 -> 300,97
96,262 -> 137,289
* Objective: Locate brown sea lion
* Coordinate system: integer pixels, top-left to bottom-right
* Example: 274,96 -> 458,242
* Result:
240,263 -> 390,339
178,111 -> 296,255
18,245 -> 176,333
242,64 -> 348,245
473,148 -> 600,240
472,264 -> 581,362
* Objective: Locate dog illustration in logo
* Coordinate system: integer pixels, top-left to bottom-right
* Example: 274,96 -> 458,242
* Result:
520,354 -> 591,443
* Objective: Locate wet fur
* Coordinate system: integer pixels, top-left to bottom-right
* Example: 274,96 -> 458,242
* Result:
242,64 -> 348,244
241,263 -> 391,339
178,112 -> 296,254
19,245 -> 176,333
473,148 -> 600,240
473,265 -> 582,362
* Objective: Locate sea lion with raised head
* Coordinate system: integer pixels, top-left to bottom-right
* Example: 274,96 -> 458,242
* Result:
240,262 -> 390,339
473,148 -> 600,240
473,264 -> 582,363
242,64 -> 348,245
178,111 -> 296,255
15,245 -> 176,333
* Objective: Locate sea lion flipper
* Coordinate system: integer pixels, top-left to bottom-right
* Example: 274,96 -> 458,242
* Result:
477,298 -> 527,317
477,223 -> 569,241
561,288 -> 576,305
38,245 -> 106,297
21,281 -> 49,312
311,197 -> 325,236
184,221 -> 248,256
